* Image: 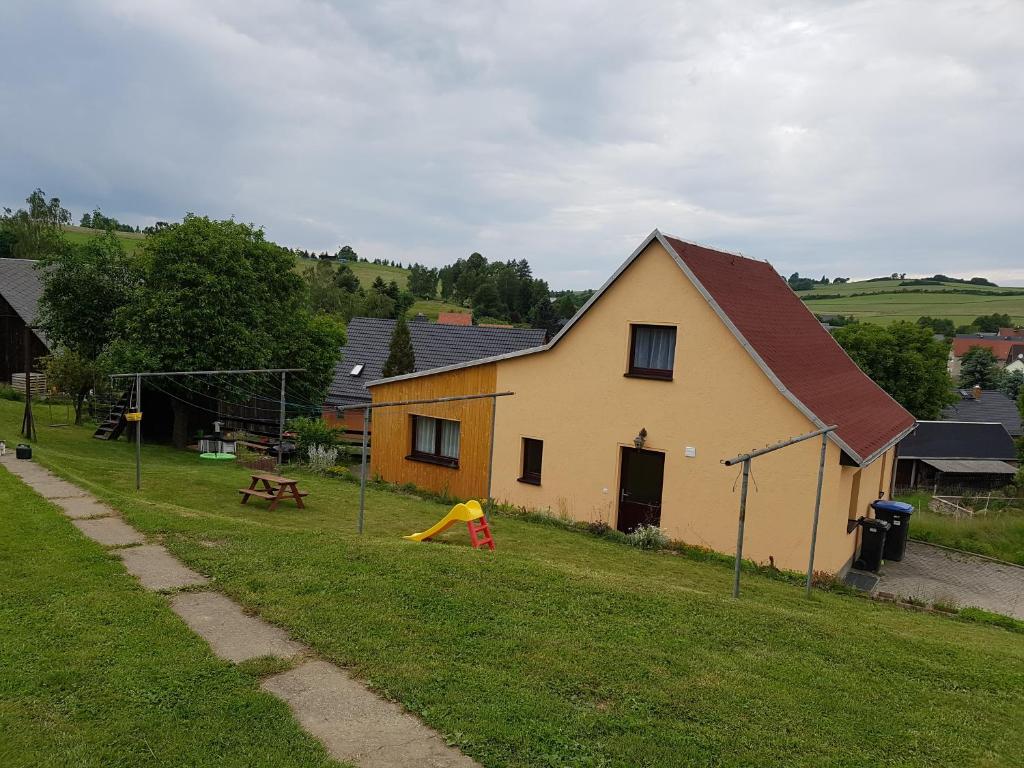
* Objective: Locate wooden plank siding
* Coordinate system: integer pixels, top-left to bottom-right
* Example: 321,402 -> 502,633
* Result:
369,363 -> 497,500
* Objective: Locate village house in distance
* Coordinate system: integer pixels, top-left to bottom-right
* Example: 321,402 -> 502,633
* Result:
365,230 -> 916,575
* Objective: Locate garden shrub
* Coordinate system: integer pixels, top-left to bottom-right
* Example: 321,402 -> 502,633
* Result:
306,444 -> 340,474
626,524 -> 669,550
287,416 -> 342,452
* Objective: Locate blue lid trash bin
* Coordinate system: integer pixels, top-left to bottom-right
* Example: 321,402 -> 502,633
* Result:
854,517 -> 891,572
871,500 -> 914,562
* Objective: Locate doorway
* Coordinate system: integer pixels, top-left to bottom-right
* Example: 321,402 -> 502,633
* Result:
617,447 -> 665,533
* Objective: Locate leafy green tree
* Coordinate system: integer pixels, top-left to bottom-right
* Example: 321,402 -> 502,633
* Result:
1001,369 -> 1024,401
408,263 -> 439,298
38,231 -> 143,359
970,313 -> 1014,333
471,282 -> 504,319
917,316 -> 956,337
332,263 -> 361,293
528,297 -> 560,340
833,321 -> 955,419
360,290 -> 396,319
552,293 -> 578,320
41,349 -> 105,424
959,346 -> 1003,389
1,188 -> 70,261
381,315 -> 415,377
104,215 -> 343,447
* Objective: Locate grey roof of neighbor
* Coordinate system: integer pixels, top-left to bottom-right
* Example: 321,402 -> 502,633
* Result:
897,421 -> 1018,461
325,317 -> 546,408
0,258 -> 49,347
942,390 -> 1022,436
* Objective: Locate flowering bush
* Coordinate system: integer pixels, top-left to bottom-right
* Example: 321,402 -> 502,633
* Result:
306,444 -> 340,474
626,524 -> 669,550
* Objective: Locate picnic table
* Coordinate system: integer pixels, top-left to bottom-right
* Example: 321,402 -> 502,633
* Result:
239,472 -> 308,511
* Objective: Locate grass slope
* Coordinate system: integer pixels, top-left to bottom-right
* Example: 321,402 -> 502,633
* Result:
5,400 -> 1024,767
0,466 -> 339,768
797,279 -> 1024,325
62,225 -> 146,254
897,491 -> 1024,565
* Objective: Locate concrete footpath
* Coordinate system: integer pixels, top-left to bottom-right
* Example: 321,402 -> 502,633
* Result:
1,453 -> 478,768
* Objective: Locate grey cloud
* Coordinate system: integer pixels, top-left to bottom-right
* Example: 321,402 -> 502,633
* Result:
1,0 -> 1021,288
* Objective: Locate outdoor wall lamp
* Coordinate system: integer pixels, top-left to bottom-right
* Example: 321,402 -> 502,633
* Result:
633,428 -> 647,449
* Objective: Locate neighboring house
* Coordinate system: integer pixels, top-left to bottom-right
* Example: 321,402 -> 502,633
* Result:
894,421 -> 1018,492
323,316 -> 545,431
948,331 -> 1024,377
437,312 -> 473,326
365,230 -> 915,575
942,387 -> 1022,437
0,258 -> 50,383
1006,346 -> 1024,374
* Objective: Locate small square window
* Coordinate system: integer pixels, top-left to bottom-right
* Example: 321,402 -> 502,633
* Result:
627,325 -> 676,380
519,437 -> 543,485
350,363 -> 364,376
408,415 -> 460,467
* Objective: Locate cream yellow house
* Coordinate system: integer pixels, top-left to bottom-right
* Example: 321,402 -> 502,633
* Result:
367,231 -> 915,574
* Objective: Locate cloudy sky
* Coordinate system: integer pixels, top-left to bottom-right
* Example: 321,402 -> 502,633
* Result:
1,1 -> 1022,288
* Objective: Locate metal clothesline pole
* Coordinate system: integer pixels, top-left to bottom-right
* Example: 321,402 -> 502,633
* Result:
340,391 -> 515,534
805,432 -> 830,598
722,424 -> 837,599
277,371 -> 286,467
135,372 -> 142,490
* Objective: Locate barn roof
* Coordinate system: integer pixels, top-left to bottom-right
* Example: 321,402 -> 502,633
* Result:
897,421 -> 1017,461
325,317 -> 545,409
0,258 -> 49,347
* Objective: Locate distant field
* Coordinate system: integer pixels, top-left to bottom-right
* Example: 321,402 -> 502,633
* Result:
797,279 -> 1024,325
63,225 -> 145,253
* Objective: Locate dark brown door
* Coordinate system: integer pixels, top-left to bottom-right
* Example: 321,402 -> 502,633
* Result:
617,448 -> 665,533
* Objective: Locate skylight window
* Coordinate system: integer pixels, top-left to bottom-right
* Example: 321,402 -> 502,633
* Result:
350,364 -> 364,376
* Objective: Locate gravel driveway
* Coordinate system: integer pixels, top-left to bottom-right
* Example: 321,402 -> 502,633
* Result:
875,541 -> 1024,620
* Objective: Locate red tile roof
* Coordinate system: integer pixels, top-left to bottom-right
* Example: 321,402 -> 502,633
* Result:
951,337 -> 1021,359
664,237 -> 915,463
438,312 -> 472,326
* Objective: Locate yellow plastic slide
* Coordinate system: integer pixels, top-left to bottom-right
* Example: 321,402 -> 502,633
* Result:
404,500 -> 484,542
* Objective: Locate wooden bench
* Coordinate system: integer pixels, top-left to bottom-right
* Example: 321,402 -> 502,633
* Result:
239,472 -> 307,511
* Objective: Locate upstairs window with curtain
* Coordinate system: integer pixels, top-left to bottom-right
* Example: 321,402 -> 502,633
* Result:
628,324 -> 676,379
410,415 -> 460,467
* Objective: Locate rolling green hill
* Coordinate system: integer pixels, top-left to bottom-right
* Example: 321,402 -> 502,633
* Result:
62,225 -> 146,253
796,279 -> 1024,326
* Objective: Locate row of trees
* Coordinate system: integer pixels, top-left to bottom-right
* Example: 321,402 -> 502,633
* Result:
302,260 -> 415,322
80,209 -> 139,233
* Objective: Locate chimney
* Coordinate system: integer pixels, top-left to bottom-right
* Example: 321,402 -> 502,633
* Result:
972,385 -> 982,400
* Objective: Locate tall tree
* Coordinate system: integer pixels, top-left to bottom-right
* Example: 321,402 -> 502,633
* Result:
1,188 -> 70,261
104,215 -> 343,447
37,229 -> 143,370
332,263 -> 361,293
381,315 -> 415,377
528,297 -> 560,340
959,346 -> 1003,389
833,321 -> 955,419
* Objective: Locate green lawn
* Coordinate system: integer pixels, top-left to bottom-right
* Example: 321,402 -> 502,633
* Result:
896,491 -> 1024,565
4,399 -> 1024,767
0,466 -> 339,768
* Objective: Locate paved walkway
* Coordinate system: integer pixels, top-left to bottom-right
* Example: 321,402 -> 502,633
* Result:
0,454 -> 478,768
876,541 -> 1024,620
